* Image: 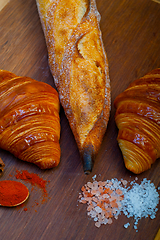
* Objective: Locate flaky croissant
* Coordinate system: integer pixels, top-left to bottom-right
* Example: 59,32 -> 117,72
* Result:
0,70 -> 60,169
114,69 -> 160,174
36,0 -> 111,173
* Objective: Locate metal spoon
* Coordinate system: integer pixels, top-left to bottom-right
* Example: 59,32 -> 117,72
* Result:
0,180 -> 29,207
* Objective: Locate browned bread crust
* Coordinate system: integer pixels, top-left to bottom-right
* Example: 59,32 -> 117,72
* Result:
36,0 -> 111,173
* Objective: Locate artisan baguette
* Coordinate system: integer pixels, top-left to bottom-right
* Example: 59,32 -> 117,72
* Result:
36,0 -> 111,173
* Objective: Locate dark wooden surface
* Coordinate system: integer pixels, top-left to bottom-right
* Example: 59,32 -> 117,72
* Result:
0,0 -> 160,239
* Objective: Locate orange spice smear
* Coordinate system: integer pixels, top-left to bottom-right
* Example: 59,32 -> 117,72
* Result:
15,170 -> 48,203
79,178 -> 126,228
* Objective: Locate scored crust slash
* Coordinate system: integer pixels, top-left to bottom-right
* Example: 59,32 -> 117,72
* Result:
36,0 -> 111,173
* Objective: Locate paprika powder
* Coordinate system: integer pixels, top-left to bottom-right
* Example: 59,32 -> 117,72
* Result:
15,170 -> 48,203
0,180 -> 29,207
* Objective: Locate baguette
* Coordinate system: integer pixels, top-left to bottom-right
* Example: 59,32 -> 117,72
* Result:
36,0 -> 111,173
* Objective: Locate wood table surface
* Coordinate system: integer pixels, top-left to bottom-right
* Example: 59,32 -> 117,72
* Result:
0,0 -> 160,239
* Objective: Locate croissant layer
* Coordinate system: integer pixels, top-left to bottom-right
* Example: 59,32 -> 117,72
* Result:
0,70 -> 60,169
36,0 -> 111,173
114,69 -> 160,174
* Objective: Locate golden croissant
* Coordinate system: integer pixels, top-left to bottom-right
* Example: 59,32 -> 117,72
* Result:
36,0 -> 111,173
0,70 -> 60,169
114,69 -> 160,174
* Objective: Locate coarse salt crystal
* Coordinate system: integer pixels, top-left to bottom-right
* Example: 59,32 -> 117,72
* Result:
121,179 -> 128,186
95,221 -> 101,228
124,222 -> 130,228
107,218 -> 113,224
92,175 -> 97,181
95,206 -> 102,213
87,182 -> 93,188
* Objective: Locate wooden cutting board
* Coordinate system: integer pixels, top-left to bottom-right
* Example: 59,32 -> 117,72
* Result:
0,0 -> 160,239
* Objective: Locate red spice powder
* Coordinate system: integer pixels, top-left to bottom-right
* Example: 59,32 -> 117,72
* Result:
0,180 -> 28,207
15,170 -> 48,202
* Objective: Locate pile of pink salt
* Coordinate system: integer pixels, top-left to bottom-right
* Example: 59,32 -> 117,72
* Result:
78,177 -> 159,230
79,178 -> 126,228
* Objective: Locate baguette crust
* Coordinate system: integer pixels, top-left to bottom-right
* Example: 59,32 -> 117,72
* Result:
36,0 -> 111,173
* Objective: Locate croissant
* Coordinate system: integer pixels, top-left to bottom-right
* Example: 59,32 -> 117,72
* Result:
114,68 -> 160,174
36,0 -> 111,173
0,69 -> 60,169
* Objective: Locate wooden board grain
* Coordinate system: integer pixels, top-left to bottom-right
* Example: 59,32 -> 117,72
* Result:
0,0 -> 160,239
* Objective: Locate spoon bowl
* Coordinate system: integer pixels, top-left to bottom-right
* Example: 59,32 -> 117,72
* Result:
0,180 -> 29,207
